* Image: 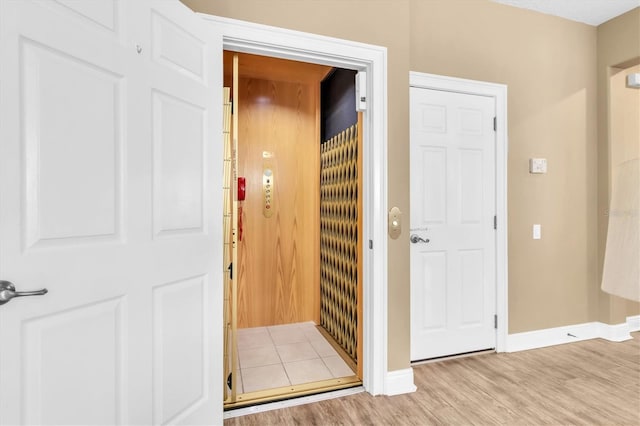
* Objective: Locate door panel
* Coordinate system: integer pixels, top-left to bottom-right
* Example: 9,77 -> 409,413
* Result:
22,29 -> 123,250
417,251 -> 447,331
459,150 -> 483,223
51,0 -> 119,34
410,87 -> 496,361
152,275 -> 206,424
419,148 -> 447,223
0,1 -> 221,424
23,297 -> 124,425
152,90 -> 205,235
460,249 -> 484,325
151,11 -> 206,83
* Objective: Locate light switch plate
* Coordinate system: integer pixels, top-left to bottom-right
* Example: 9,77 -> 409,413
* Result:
529,158 -> 547,174
627,73 -> 640,88
533,224 -> 541,239
388,207 -> 401,239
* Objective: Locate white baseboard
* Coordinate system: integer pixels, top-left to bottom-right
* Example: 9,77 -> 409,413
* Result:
506,322 -> 599,352
384,368 -> 417,396
627,315 -> 640,332
506,320 -> 634,352
597,321 -> 633,342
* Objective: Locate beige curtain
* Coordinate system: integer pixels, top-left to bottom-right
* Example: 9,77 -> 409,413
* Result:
601,158 -> 640,301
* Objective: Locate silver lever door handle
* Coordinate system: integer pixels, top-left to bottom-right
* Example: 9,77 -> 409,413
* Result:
0,280 -> 48,306
410,234 -> 430,244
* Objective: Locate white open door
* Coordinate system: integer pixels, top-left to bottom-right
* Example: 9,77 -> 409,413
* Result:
0,0 -> 222,424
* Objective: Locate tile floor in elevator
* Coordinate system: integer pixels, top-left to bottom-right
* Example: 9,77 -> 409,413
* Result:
235,321 -> 355,393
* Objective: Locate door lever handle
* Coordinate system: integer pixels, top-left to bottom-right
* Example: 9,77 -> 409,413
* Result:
410,234 -> 430,244
0,280 -> 48,306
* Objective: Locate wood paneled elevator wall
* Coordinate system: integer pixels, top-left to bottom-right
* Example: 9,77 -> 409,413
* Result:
224,52 -> 331,328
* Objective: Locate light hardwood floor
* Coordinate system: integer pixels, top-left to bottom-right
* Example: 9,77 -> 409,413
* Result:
225,333 -> 640,425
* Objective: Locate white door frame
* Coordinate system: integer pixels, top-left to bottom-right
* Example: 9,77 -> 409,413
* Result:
410,71 -> 509,352
201,15 -> 389,396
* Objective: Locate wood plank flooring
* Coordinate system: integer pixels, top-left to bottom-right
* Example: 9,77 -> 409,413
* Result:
225,333 -> 640,425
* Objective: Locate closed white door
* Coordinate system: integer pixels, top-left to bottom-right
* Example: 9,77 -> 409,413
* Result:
0,1 -> 221,424
410,87 -> 496,361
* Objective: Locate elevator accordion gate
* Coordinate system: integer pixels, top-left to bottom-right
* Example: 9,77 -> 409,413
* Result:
320,124 -> 361,365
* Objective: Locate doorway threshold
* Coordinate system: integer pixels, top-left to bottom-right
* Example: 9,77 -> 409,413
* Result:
224,384 -> 364,418
411,348 -> 496,366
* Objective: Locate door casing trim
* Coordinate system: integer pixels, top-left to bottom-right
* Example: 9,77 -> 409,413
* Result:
201,14 -> 390,397
409,71 -> 509,353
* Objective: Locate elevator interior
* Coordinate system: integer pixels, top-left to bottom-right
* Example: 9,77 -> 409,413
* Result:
222,51 -> 364,409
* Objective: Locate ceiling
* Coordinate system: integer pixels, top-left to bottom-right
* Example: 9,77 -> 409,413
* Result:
491,0 -> 640,26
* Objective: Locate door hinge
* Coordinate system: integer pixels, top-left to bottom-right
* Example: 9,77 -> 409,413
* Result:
493,215 -> 497,230
494,314 -> 498,329
369,240 -> 373,250
228,262 -> 233,280
493,117 -> 497,131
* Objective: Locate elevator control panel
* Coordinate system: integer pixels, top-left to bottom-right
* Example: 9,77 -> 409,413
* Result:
263,151 -> 274,218
388,206 -> 402,239
263,169 -> 273,217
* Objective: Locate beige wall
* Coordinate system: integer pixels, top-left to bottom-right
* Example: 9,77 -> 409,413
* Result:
409,0 -> 600,334
597,9 -> 640,324
181,0 -> 639,371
